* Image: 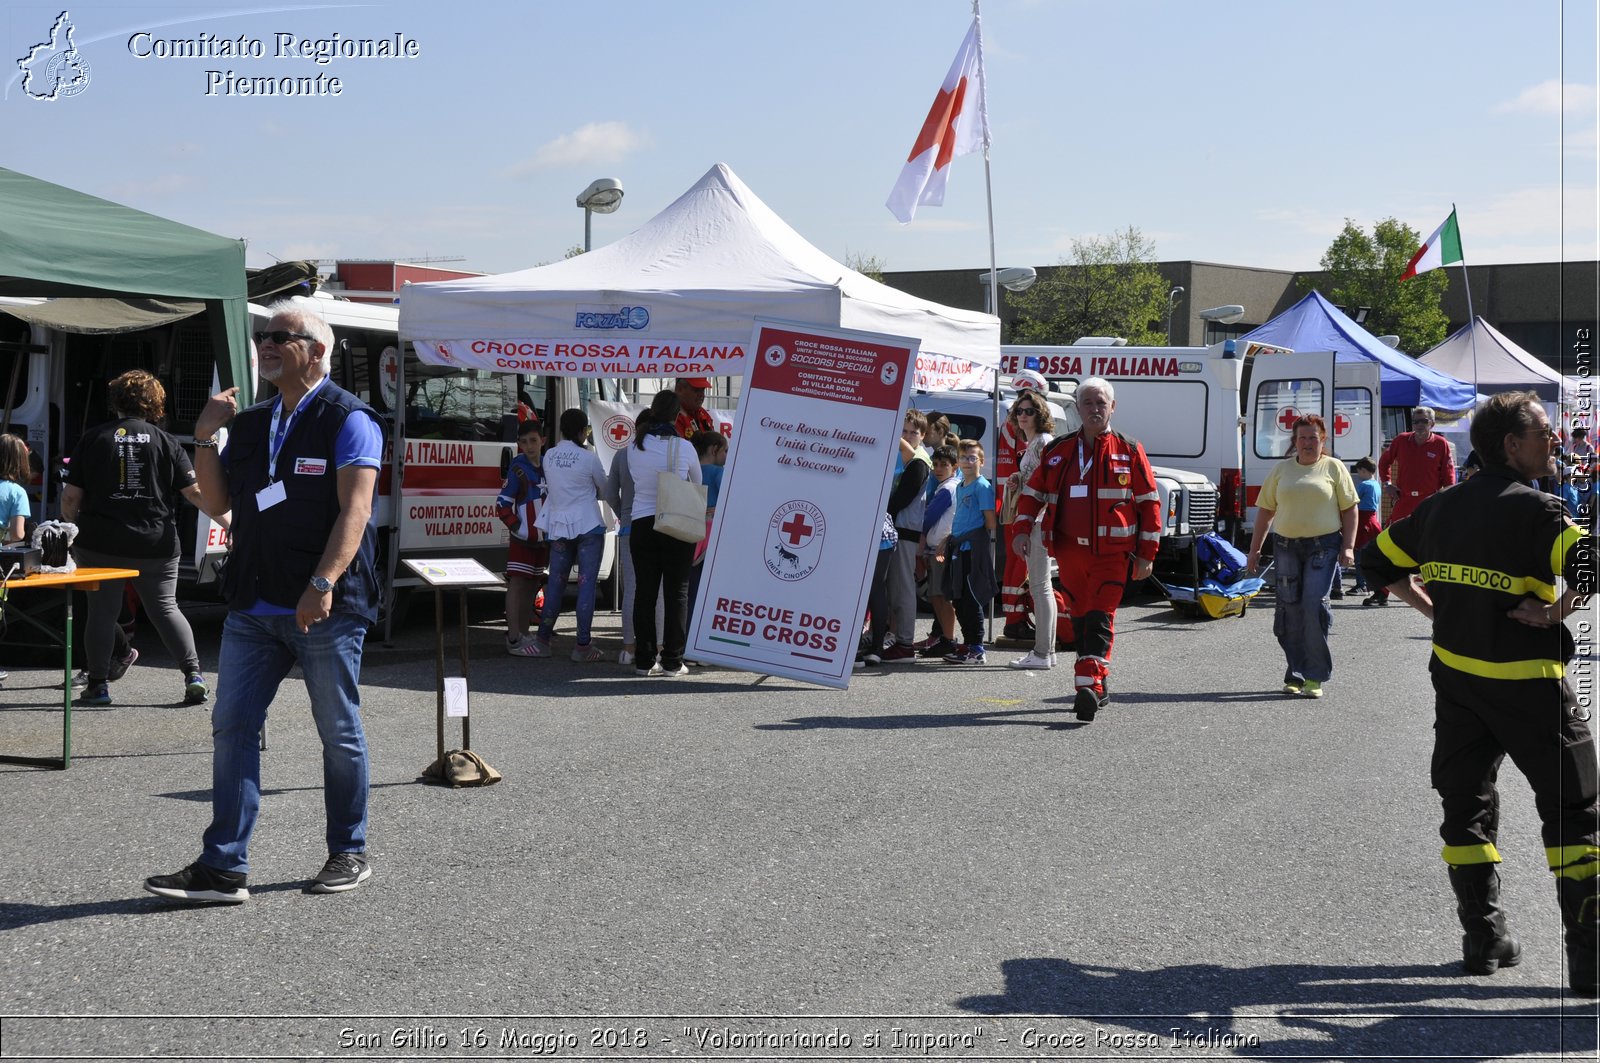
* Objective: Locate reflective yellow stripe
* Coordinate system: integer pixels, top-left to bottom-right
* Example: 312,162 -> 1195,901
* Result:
1432,643 -> 1565,680
1553,524 -> 1587,577
1376,527 -> 1418,569
1418,562 -> 1558,602
1443,843 -> 1502,866
1133,491 -> 1159,503
1098,488 -> 1132,500
1548,845 -> 1600,878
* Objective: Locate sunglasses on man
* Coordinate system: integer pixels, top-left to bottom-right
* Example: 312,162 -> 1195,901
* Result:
252,330 -> 313,346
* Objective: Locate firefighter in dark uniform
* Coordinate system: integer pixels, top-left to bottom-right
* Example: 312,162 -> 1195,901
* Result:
1361,390 -> 1597,995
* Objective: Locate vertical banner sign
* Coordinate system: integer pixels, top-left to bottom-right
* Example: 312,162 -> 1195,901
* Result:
687,319 -> 918,688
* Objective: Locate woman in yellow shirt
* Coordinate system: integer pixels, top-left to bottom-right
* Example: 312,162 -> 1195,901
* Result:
1246,414 -> 1358,698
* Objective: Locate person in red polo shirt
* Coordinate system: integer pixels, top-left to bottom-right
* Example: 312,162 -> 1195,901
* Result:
1371,405 -> 1456,605
674,378 -> 717,439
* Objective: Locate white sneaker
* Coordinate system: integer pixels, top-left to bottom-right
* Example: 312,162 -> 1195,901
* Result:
1009,650 -> 1054,670
508,636 -> 549,658
618,649 -> 635,666
648,662 -> 689,677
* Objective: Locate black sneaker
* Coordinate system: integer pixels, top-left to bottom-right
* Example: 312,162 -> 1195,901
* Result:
79,682 -> 112,707
1074,686 -> 1105,722
916,637 -> 959,659
145,860 -> 249,903
1002,622 -> 1037,642
306,852 -> 371,894
107,647 -> 139,682
183,672 -> 209,705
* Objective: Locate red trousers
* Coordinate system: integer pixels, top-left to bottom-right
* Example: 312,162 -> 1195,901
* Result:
1053,546 -> 1131,693
1001,547 -> 1030,622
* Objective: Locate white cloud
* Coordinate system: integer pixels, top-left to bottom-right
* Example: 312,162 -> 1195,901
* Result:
504,122 -> 649,176
1494,79 -> 1599,117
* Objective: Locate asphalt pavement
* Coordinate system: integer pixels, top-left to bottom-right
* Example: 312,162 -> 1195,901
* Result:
1,584 -> 1596,1061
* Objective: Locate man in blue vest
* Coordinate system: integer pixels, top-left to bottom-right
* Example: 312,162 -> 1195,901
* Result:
145,298 -> 384,903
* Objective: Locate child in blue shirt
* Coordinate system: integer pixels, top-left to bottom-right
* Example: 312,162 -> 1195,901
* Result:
687,430 -> 728,624
943,439 -> 995,664
1351,457 -> 1382,595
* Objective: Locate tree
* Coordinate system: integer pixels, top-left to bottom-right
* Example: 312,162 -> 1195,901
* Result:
1303,218 -> 1450,354
844,250 -> 886,283
1008,226 -> 1170,346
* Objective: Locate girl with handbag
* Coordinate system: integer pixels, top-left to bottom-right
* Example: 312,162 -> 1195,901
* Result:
624,391 -> 703,677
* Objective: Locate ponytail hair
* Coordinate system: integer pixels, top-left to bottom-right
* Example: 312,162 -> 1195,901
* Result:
634,390 -> 682,449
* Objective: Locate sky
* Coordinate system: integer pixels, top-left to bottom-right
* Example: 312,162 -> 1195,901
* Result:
3,0 -> 1596,279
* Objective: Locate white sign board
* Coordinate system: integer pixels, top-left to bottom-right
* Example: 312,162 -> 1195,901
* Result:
443,676 -> 470,717
402,557 -> 504,586
686,320 -> 917,688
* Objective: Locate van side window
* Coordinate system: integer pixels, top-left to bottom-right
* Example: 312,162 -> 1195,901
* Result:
1331,388 -> 1375,461
1252,379 -> 1322,459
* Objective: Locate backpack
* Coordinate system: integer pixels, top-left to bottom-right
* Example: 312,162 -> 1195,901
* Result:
1195,532 -> 1248,585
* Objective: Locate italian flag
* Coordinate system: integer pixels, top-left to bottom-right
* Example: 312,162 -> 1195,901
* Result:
1400,209 -> 1463,280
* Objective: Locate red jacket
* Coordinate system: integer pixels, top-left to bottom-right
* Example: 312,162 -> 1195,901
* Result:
675,406 -> 716,440
1379,431 -> 1456,521
1013,429 -> 1161,560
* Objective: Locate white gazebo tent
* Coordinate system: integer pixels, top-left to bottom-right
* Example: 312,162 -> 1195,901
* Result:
399,163 -> 1000,391
1418,316 -> 1575,403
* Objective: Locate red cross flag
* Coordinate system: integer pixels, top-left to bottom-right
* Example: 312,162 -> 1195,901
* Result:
885,18 -> 990,224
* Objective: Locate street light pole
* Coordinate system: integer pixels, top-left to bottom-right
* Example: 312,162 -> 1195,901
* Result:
575,177 -> 625,253
1165,286 -> 1185,345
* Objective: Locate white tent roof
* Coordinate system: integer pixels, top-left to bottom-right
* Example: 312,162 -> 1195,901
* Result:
1418,316 -> 1574,402
399,163 -> 999,388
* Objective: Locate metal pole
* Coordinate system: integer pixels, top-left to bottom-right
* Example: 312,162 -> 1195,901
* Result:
459,589 -> 471,752
434,585 -> 445,762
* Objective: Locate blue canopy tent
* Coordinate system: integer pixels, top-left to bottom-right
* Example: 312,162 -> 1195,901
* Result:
1239,291 -> 1480,412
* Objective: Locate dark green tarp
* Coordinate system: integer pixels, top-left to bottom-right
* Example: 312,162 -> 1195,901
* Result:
0,166 -> 252,402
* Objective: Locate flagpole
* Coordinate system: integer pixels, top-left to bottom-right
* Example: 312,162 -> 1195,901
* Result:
1453,204 -> 1481,413
973,0 -> 1001,644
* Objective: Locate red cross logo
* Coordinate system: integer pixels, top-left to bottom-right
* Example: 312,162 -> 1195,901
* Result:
780,512 -> 814,546
609,421 -> 631,442
1333,413 -> 1351,436
1277,407 -> 1300,431
382,357 -> 397,386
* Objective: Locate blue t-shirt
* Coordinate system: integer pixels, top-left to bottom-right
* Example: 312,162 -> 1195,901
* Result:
951,475 -> 994,549
1355,477 -> 1381,514
701,464 -> 725,509
0,479 -> 30,539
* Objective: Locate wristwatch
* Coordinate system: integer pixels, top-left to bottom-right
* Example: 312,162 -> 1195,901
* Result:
309,575 -> 335,594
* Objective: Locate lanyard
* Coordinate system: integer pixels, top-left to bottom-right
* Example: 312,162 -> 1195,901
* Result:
267,381 -> 321,481
1077,436 -> 1094,481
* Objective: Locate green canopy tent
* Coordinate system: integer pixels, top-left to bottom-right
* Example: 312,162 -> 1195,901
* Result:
0,166 -> 252,404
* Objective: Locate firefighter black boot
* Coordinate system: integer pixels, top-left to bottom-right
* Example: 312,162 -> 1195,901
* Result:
1448,864 -> 1522,975
1556,875 -> 1600,996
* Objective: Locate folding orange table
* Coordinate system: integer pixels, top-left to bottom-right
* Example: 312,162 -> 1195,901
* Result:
0,567 -> 140,769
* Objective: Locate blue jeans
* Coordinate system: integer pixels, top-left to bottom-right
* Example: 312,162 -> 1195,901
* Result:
1272,531 -> 1340,682
202,611 -> 370,874
537,528 -> 605,645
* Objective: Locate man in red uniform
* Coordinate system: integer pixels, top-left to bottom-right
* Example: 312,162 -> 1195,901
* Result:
1371,405 -> 1456,604
674,377 -> 717,439
1012,378 -> 1161,721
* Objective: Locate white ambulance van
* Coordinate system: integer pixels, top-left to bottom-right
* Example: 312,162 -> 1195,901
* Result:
908,385 -> 1220,577
1001,340 -> 1382,540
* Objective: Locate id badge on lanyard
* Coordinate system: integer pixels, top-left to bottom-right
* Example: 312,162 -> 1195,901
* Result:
256,398 -> 301,511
